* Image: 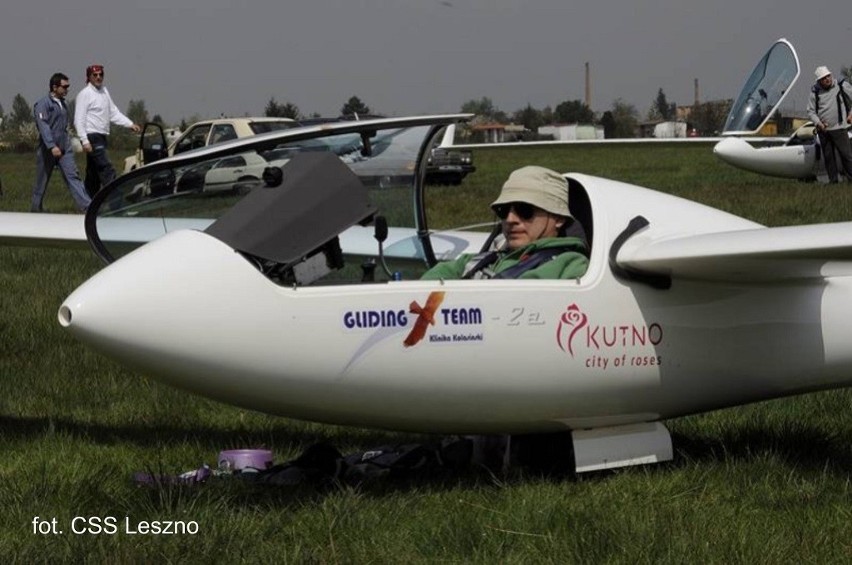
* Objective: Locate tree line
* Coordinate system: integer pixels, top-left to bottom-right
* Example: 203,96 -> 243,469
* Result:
265,91 -> 733,139
0,87 -> 742,151
456,91 -> 739,140
10,70 -> 852,152
263,95 -> 372,120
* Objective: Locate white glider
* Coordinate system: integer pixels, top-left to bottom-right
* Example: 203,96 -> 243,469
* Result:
713,37 -> 851,182
44,113 -> 852,474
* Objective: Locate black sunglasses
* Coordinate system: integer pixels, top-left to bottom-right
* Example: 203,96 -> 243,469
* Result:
493,202 -> 537,221
57,83 -> 70,89
91,72 -> 104,78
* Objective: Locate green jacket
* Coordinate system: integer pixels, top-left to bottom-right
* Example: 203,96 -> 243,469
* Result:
421,237 -> 588,280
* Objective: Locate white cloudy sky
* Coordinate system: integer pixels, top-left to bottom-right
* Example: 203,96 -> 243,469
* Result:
1,1 -> 849,123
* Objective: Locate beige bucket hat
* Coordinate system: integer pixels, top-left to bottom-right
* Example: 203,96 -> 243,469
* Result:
491,166 -> 572,218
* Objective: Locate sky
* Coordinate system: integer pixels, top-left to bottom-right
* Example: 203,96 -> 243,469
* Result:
1,1 -> 850,125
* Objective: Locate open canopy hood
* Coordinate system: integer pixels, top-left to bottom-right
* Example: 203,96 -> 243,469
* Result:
204,152 -> 376,285
722,38 -> 800,136
205,152 -> 375,266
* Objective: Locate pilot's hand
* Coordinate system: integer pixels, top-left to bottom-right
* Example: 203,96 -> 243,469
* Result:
130,123 -> 141,134
82,142 -> 92,153
817,121 -> 828,131
847,114 -> 852,124
51,146 -> 62,158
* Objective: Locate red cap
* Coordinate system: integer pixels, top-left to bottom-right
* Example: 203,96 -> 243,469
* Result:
86,64 -> 104,83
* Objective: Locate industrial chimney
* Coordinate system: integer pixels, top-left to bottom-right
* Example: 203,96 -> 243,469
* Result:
585,62 -> 591,108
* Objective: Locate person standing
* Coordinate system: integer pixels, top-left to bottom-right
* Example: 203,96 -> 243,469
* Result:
807,65 -> 852,183
73,64 -> 141,197
31,72 -> 91,213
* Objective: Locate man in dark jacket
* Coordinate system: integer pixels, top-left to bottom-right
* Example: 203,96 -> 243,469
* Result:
807,65 -> 852,183
30,72 -> 91,212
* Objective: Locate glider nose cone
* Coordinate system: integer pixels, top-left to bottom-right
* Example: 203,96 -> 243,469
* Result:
58,272 -> 124,338
57,245 -> 159,348
57,303 -> 74,328
58,230 -> 247,360
58,229 -> 285,405
712,137 -> 753,167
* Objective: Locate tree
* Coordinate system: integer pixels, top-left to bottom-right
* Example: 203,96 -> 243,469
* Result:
280,102 -> 301,120
461,96 -> 496,117
609,98 -> 639,138
598,110 -> 616,138
265,97 -> 283,117
265,97 -> 301,119
512,103 -> 544,132
5,93 -> 37,151
842,66 -> 852,82
460,96 -> 507,123
151,114 -> 164,125
126,99 -> 149,126
8,93 -> 33,130
648,88 -> 676,121
553,99 -> 595,123
0,102 -> 5,131
690,99 -> 733,136
264,97 -> 280,117
340,96 -> 371,117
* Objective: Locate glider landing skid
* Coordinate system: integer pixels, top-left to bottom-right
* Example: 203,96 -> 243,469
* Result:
572,422 -> 673,473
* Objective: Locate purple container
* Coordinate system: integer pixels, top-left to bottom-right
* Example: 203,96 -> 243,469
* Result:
218,449 -> 274,472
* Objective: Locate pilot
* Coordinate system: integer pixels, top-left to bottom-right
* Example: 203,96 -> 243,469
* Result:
421,165 -> 588,280
420,166 -> 588,473
807,65 -> 852,183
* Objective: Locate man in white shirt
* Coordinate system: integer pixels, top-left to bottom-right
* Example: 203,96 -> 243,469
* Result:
73,64 -> 141,198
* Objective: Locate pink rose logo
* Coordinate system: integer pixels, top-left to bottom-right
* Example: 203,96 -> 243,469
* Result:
556,303 -> 587,356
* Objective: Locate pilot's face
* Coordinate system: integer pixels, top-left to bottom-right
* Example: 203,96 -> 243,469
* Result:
495,202 -> 564,250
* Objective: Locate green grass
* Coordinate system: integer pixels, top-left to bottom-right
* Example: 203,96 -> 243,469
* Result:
3,145 -> 852,562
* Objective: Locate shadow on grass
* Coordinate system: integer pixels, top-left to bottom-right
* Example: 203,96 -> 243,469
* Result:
129,449 -> 575,513
127,463 -> 512,515
8,413 -> 852,507
671,422 -> 852,473
129,433 -> 588,512
2,413 -> 580,506
0,413 -> 426,453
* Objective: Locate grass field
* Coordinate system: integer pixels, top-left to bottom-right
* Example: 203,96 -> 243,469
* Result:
2,144 -> 852,562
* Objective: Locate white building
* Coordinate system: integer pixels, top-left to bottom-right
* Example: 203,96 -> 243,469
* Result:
538,123 -> 604,141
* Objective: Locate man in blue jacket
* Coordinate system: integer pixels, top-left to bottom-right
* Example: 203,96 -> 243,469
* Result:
30,72 -> 91,212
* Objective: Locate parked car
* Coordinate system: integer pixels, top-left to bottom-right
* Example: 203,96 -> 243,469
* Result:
124,117 -> 297,173
302,117 -> 476,186
141,150 -> 291,198
425,147 -> 475,185
176,151 -> 290,194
